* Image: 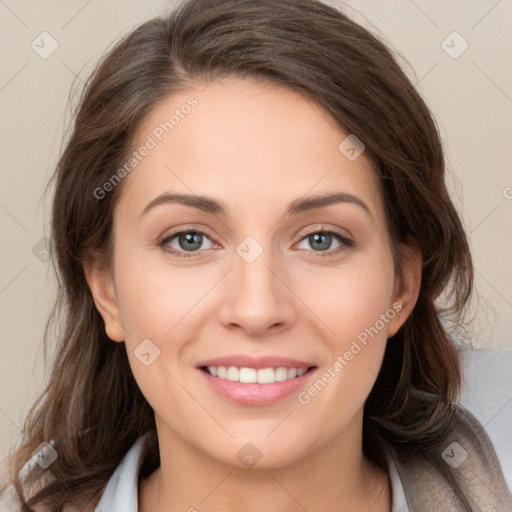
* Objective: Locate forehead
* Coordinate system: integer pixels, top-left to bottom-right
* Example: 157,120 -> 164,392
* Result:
117,78 -> 384,222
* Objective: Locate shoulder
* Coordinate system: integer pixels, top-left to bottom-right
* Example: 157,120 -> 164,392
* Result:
390,399 -> 512,511
446,401 -> 509,487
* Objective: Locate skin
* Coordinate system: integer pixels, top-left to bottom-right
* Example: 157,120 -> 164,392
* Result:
86,78 -> 421,512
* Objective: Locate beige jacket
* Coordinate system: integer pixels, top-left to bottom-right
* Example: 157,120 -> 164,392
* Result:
389,401 -> 512,511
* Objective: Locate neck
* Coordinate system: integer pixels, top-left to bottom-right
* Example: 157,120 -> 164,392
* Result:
139,417 -> 391,512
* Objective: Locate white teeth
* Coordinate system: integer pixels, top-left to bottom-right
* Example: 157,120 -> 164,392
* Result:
275,367 -> 288,382
257,368 -> 275,384
239,367 -> 257,383
226,366 -> 239,382
204,365 -> 311,383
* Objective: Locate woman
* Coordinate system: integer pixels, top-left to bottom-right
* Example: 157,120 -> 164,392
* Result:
2,0 -> 511,510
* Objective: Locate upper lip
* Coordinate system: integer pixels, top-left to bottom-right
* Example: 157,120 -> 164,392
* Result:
196,354 -> 317,370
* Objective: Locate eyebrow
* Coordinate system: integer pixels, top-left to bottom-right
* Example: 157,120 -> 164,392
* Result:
140,191 -> 372,219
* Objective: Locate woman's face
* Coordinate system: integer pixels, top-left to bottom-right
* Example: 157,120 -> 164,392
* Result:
88,78 -> 418,469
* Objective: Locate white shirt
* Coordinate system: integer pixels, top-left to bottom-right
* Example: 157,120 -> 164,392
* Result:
94,432 -> 409,512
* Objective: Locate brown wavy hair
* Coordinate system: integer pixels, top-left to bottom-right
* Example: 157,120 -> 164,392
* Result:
3,0 -> 474,510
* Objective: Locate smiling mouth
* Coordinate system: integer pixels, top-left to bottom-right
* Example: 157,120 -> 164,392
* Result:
199,365 -> 317,384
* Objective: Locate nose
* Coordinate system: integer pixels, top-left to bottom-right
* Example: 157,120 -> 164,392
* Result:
216,244 -> 297,337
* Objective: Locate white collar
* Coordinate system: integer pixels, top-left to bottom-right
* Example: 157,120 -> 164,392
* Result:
387,446 -> 410,512
94,432 -> 152,512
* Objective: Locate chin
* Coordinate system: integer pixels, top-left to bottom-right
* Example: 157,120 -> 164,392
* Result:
201,432 -> 313,470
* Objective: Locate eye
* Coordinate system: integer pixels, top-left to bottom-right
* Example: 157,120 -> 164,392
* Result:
296,228 -> 353,256
158,227 -> 353,259
159,229 -> 218,258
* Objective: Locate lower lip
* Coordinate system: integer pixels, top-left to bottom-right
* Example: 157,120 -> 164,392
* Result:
197,367 -> 317,406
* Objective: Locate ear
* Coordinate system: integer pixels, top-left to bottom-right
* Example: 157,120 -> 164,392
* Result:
387,242 -> 422,338
83,255 -> 125,342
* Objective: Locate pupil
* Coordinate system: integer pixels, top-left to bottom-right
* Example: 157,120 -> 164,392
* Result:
180,232 -> 202,251
311,232 -> 331,251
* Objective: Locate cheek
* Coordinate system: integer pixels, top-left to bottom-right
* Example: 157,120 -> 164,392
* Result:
113,251 -> 199,422
294,250 -> 395,404
113,243 -> 206,342
110,237 -> 185,370
305,255 -> 395,348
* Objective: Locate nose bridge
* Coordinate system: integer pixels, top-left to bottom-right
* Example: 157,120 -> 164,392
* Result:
237,239 -> 277,294
217,233 -> 295,334
235,234 -> 284,308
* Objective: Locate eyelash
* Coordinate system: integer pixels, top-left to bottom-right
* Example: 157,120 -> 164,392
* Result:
158,227 -> 353,259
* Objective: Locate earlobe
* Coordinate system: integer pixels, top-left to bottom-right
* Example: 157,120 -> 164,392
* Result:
84,259 -> 125,342
388,243 -> 422,338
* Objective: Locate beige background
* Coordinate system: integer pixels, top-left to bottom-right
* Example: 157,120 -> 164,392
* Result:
1,0 -> 511,485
